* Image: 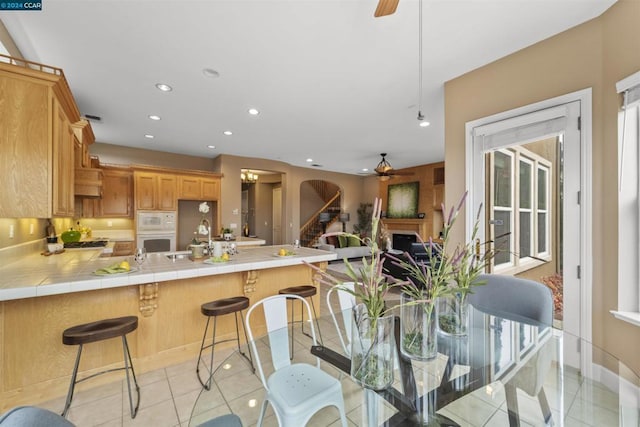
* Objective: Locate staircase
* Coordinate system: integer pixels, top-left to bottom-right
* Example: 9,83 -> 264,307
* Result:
300,181 -> 342,247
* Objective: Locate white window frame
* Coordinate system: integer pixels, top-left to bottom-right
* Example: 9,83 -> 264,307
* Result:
519,156 -> 534,260
490,146 -> 552,275
613,70 -> 640,327
537,163 -> 551,259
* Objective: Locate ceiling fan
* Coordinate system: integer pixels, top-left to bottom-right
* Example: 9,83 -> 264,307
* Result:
374,153 -> 413,181
374,0 -> 400,17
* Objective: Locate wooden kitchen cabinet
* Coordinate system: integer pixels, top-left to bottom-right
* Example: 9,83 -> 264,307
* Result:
112,240 -> 135,256
178,175 -> 220,200
0,58 -> 81,218
52,99 -> 75,217
134,172 -> 177,211
83,167 -> 132,218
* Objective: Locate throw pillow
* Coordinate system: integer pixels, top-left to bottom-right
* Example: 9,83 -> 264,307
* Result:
337,235 -> 348,248
326,235 -> 339,247
347,236 -> 361,247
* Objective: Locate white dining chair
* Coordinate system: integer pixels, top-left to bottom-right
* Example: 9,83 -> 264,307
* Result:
245,294 -> 348,427
326,282 -> 356,356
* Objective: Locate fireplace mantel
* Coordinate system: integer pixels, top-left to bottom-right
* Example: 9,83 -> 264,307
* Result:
382,218 -> 429,239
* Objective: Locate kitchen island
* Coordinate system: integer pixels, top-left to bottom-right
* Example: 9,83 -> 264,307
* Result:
0,245 -> 336,410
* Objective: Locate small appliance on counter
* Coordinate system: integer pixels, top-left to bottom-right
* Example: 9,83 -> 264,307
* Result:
46,219 -> 58,243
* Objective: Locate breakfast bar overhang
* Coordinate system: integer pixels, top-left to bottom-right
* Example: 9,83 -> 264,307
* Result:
0,246 -> 336,410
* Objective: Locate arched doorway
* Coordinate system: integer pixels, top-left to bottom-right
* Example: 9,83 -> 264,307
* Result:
299,180 -> 341,247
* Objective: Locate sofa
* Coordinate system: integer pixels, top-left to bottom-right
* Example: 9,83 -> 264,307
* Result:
317,234 -> 371,260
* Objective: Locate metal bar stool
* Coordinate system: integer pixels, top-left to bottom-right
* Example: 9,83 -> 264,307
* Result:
196,296 -> 254,390
61,316 -> 140,418
278,285 -> 323,359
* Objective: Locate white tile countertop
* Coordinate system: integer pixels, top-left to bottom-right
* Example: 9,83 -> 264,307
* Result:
0,245 -> 336,302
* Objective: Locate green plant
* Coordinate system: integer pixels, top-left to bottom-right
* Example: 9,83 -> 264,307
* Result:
388,191 -> 494,303
352,202 -> 373,238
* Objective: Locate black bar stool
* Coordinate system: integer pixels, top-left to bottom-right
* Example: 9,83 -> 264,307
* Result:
61,316 -> 140,418
278,285 -> 323,359
196,296 -> 254,390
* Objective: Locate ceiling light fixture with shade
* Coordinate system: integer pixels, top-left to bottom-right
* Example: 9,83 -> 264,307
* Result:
241,170 -> 258,184
374,153 -> 414,181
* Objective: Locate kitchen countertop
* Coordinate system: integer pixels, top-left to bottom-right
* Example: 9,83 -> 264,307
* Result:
0,245 -> 336,301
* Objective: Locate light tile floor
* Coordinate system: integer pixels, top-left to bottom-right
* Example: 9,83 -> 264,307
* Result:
30,262 -> 628,426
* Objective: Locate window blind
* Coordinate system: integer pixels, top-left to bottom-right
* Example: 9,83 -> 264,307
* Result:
473,105 -> 568,152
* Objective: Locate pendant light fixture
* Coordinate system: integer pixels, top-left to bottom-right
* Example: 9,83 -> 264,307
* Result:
417,0 -> 428,126
241,169 -> 258,184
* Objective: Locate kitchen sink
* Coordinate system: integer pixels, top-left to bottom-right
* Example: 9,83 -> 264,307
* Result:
165,251 -> 191,261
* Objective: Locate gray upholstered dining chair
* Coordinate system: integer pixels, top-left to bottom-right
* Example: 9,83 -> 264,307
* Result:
0,406 -> 75,426
469,273 -> 554,426
469,273 -> 553,327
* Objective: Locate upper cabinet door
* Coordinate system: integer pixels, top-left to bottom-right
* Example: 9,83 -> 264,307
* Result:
201,179 -> 220,200
101,169 -> 133,217
157,174 -> 177,210
178,176 -> 201,200
135,172 -> 157,210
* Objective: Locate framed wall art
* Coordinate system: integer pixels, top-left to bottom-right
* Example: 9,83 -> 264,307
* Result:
387,181 -> 419,218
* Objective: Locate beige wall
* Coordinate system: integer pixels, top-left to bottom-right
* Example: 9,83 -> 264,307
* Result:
91,143 -> 216,171
215,154 -> 370,244
87,146 -> 373,244
444,0 -> 640,374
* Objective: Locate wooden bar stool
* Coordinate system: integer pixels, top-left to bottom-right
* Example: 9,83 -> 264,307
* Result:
196,296 -> 254,390
278,285 -> 323,359
61,316 -> 140,418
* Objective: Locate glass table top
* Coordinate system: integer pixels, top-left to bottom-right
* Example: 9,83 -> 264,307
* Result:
189,306 -> 640,426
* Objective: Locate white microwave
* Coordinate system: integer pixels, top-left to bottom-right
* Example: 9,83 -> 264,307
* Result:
137,211 -> 177,234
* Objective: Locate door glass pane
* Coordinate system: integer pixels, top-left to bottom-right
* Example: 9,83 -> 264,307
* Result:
519,212 -> 531,258
538,213 -> 547,253
494,210 -> 511,265
492,317 -> 514,376
519,161 -> 532,209
519,324 -> 534,353
494,151 -> 512,207
538,168 -> 547,210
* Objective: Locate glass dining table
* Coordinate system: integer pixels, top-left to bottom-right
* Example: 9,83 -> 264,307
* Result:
189,305 -> 640,426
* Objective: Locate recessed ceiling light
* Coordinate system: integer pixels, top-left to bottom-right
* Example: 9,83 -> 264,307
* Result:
144,134 -> 154,139
148,115 -> 161,121
202,68 -> 220,78
207,145 -> 216,149
306,158 -> 313,163
362,168 -> 369,172
155,83 -> 173,92
419,121 -> 430,127
248,108 -> 260,116
223,131 -> 233,136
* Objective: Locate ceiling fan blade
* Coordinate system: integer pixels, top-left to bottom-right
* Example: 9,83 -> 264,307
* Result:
374,0 -> 399,17
389,171 -> 415,176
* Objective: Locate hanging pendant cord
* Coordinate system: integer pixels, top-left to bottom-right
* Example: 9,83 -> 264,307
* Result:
417,0 -> 423,119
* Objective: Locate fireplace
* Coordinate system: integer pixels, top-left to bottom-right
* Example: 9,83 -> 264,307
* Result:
392,233 -> 417,253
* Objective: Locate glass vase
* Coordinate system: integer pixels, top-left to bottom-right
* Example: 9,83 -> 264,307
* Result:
400,292 -> 438,360
350,303 -> 395,390
437,292 -> 470,336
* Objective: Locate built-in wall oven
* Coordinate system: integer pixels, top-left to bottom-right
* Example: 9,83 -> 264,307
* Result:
136,211 -> 177,253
